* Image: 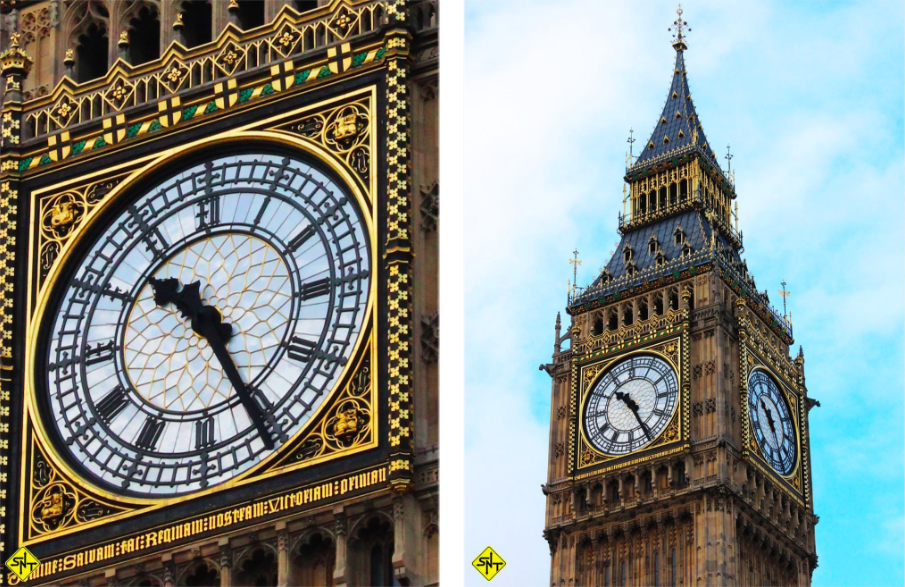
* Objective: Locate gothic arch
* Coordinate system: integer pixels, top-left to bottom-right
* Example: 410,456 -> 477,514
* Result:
62,0 -> 110,82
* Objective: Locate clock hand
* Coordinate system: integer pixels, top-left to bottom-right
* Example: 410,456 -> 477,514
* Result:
759,398 -> 780,447
149,277 -> 275,449
615,391 -> 652,440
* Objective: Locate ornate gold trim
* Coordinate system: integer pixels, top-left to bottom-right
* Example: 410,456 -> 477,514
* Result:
573,336 -> 685,472
20,89 -> 381,546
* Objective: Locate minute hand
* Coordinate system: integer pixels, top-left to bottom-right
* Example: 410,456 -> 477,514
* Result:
198,320 -> 275,450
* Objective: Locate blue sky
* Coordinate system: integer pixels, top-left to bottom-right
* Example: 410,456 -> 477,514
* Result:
464,1 -> 904,585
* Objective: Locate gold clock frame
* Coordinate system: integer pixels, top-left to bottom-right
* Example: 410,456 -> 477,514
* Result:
19,87 -> 381,547
740,341 -> 808,505
571,330 -> 691,478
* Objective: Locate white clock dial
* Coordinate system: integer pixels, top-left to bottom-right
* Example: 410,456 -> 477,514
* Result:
747,369 -> 796,475
583,354 -> 679,456
43,153 -> 370,496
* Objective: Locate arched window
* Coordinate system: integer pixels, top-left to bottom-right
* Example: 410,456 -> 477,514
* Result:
592,317 -> 604,336
674,226 -> 685,245
659,186 -> 667,210
293,532 -> 335,587
622,305 -> 633,326
603,564 -> 610,587
669,183 -> 677,206
370,544 -> 392,586
234,0 -> 265,30
181,1 -> 212,48
621,560 -> 627,586
638,300 -> 649,321
71,0 -> 110,83
184,563 -> 219,587
128,5 -> 160,65
607,311 -> 618,331
235,547 -> 278,587
679,179 -> 688,201
655,552 -> 660,586
669,291 -> 679,311
623,246 -> 633,263
654,295 -> 664,316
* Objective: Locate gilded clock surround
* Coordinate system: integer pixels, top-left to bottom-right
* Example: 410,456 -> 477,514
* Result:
574,339 -> 689,473
19,89 -> 382,546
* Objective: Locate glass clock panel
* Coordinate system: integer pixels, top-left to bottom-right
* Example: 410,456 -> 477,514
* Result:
43,153 -> 371,496
747,370 -> 796,475
583,354 -> 679,456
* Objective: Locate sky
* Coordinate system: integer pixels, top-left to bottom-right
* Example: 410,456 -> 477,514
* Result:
463,1 -> 904,585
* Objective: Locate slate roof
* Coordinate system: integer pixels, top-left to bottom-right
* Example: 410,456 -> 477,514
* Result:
593,210 -> 741,286
634,48 -> 720,168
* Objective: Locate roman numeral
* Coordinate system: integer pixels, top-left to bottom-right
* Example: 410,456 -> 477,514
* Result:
195,417 -> 215,450
195,196 -> 220,230
300,277 -> 331,301
253,197 -> 271,226
85,340 -> 116,366
286,225 -> 317,252
135,418 -> 165,451
127,205 -> 169,261
287,336 -> 316,363
96,386 -> 128,423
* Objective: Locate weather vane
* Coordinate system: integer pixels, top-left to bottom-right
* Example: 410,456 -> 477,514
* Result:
569,248 -> 581,295
778,280 -> 791,320
669,5 -> 690,49
725,144 -> 733,171
627,128 -> 636,162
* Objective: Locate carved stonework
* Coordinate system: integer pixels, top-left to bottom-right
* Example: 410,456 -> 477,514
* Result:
419,182 -> 439,232
37,174 -> 126,287
289,97 -> 372,185
27,437 -> 130,539
420,311 -> 439,363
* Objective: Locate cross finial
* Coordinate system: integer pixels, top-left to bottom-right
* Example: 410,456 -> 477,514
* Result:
627,128 -> 636,162
669,5 -> 690,51
725,144 -> 734,171
569,248 -> 582,294
778,280 -> 791,319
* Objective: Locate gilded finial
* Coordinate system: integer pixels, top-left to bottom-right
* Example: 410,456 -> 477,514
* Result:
173,12 -> 184,30
778,280 -> 791,320
64,48 -> 75,62
569,248 -> 581,295
228,0 -> 239,10
9,33 -> 21,49
118,30 -> 129,46
669,5 -> 690,51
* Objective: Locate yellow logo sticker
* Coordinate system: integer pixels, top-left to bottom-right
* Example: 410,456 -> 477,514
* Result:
472,546 -> 506,581
6,547 -> 40,581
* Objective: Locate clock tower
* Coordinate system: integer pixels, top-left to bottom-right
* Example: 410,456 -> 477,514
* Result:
0,1 -> 438,586
542,9 -> 818,586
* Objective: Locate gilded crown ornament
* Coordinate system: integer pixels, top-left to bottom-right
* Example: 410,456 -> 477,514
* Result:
669,5 -> 691,51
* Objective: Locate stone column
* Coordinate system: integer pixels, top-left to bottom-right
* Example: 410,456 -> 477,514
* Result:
276,522 -> 290,587
162,554 -> 174,587
332,507 -> 348,587
219,537 -> 231,587
104,568 -> 117,587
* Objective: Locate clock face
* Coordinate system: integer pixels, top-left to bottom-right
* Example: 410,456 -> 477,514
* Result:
747,370 -> 796,475
583,354 -> 679,456
42,153 -> 371,496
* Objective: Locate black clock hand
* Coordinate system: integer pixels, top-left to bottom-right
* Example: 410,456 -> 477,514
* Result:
759,398 -> 779,446
149,277 -> 275,449
616,391 -> 652,440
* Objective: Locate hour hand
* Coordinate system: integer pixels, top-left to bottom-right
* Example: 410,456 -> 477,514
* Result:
149,277 -> 204,319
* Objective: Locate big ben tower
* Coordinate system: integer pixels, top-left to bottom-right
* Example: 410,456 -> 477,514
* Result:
542,8 -> 818,586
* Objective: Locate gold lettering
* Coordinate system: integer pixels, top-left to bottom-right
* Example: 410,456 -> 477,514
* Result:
147,532 -> 157,547
76,552 -> 84,567
244,505 -> 252,520
341,479 -> 348,494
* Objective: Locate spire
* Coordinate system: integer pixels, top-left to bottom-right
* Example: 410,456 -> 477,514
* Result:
633,6 -> 719,168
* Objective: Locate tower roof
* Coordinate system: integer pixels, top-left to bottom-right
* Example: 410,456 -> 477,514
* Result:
634,47 -> 719,168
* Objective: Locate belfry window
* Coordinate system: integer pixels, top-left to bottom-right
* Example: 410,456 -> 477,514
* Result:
181,1 -> 212,48
592,316 -> 604,336
607,310 -> 618,331
669,290 -> 679,311
234,0 -> 265,30
654,296 -> 664,316
623,246 -> 634,263
128,6 -> 160,65
74,1 -> 110,83
622,305 -> 633,326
